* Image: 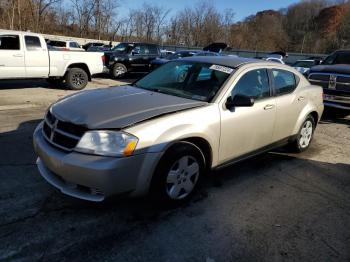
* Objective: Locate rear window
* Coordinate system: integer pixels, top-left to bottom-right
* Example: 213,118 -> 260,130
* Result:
0,35 -> 20,50
48,41 -> 66,47
323,52 -> 350,65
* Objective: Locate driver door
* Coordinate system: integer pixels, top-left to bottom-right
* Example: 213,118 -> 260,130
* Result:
219,68 -> 276,164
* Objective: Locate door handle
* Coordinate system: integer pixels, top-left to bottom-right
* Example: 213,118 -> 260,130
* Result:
264,104 -> 274,110
13,54 -> 23,57
298,96 -> 305,101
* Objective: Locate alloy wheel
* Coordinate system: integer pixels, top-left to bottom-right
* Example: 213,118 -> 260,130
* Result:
299,120 -> 313,148
166,155 -> 200,200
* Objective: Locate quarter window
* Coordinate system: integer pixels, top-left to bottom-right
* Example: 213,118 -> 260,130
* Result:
272,69 -> 297,95
231,69 -> 270,100
0,35 -> 20,50
25,36 -> 41,50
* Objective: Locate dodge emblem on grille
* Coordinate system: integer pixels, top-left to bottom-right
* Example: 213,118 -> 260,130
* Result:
329,75 -> 337,89
50,120 -> 58,140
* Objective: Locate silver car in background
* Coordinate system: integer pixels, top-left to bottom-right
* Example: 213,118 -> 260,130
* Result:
33,56 -> 324,203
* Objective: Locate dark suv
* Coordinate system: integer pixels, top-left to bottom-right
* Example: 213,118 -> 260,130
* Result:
308,50 -> 350,112
104,42 -> 160,78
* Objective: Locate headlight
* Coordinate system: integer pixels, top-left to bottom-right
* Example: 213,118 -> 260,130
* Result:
75,131 -> 138,157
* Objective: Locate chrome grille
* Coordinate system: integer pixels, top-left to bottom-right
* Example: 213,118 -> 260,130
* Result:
309,73 -> 350,92
42,111 -> 87,151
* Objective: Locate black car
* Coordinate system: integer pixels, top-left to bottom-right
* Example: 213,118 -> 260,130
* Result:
151,43 -> 227,70
104,42 -> 160,78
83,42 -> 105,51
308,50 -> 350,112
150,50 -> 222,71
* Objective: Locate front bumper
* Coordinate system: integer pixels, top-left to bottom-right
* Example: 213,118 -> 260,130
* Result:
324,94 -> 350,110
33,122 -> 162,201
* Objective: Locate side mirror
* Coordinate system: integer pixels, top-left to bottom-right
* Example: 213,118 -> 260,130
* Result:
226,95 -> 254,110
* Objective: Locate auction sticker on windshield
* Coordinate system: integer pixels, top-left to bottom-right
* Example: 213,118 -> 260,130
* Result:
209,65 -> 234,74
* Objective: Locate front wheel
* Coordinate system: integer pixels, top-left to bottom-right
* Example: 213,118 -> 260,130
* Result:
151,143 -> 205,204
65,68 -> 88,90
288,115 -> 315,153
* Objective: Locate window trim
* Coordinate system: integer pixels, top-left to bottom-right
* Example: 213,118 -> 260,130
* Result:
269,68 -> 298,97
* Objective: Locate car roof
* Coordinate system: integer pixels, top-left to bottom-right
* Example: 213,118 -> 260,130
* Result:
179,56 -> 259,68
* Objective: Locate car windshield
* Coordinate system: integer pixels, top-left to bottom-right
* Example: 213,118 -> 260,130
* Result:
292,61 -> 314,68
323,52 -> 350,65
134,61 -> 234,102
111,43 -> 132,53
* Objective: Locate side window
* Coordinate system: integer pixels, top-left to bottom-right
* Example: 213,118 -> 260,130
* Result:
272,69 -> 297,95
25,36 -> 41,50
147,45 -> 158,54
0,35 -> 20,50
69,42 -> 79,48
231,69 -> 270,100
139,45 -> 149,55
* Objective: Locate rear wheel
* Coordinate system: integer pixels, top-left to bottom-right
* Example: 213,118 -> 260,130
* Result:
65,68 -> 88,90
151,143 -> 205,205
288,115 -> 315,153
111,63 -> 127,78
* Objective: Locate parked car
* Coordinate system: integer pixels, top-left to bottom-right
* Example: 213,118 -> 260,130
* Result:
33,56 -> 323,203
104,42 -> 160,78
47,40 -> 84,51
292,59 -> 318,75
87,45 -> 112,52
82,42 -> 105,51
150,50 -> 221,70
0,30 -> 105,90
266,55 -> 285,64
308,50 -> 350,112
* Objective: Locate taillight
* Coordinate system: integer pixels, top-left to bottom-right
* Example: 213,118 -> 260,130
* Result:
101,55 -> 106,64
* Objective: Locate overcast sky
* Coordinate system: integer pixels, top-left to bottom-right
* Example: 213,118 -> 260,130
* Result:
118,0 -> 301,21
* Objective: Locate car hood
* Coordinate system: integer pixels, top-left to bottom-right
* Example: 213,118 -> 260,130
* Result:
51,86 -> 207,129
310,64 -> 350,75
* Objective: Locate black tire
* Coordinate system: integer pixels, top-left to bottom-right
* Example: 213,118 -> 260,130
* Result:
288,115 -> 316,153
111,63 -> 127,79
65,68 -> 88,90
151,142 -> 205,205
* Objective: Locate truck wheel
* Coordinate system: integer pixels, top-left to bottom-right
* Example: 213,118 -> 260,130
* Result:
65,68 -> 88,90
288,115 -> 315,153
151,142 -> 205,205
112,63 -> 127,78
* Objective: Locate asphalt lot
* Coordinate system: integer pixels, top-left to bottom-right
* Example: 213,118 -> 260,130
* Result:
0,78 -> 349,262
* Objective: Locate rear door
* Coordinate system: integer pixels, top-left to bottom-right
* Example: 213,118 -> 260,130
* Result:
0,33 -> 25,78
24,35 -> 49,78
270,69 -> 306,142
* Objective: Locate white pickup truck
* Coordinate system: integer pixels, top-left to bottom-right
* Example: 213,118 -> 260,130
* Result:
0,30 -> 105,90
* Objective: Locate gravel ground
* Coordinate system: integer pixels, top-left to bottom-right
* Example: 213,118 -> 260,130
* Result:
0,78 -> 349,262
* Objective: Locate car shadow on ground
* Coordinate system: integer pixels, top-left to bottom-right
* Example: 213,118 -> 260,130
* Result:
0,118 -> 349,260
0,79 -> 56,90
320,108 -> 350,127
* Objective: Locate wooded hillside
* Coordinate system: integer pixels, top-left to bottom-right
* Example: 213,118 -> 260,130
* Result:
0,0 -> 349,53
